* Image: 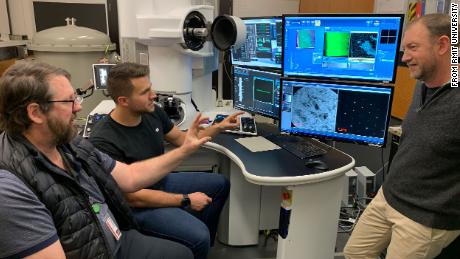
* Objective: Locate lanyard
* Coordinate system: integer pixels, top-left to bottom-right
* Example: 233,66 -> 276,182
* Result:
58,148 -> 101,215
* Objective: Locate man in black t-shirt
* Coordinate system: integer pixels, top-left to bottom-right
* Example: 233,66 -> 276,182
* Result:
90,62 -> 243,259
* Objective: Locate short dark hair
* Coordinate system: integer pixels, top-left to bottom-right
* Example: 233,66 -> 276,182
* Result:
0,61 -> 71,135
410,13 -> 451,42
107,62 -> 150,103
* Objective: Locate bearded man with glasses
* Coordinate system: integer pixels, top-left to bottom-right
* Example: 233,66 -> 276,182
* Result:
0,61 -> 210,259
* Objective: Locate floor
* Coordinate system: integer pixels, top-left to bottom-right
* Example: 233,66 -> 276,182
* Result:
208,231 -> 351,259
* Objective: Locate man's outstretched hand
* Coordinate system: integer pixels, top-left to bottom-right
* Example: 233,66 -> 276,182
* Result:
216,111 -> 245,131
181,113 -> 212,153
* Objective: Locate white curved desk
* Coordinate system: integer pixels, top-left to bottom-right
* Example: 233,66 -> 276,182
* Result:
206,132 -> 355,259
88,102 -> 355,258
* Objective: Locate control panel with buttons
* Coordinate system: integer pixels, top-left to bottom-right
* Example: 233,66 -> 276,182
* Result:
240,117 -> 257,135
225,117 -> 257,136
82,113 -> 107,138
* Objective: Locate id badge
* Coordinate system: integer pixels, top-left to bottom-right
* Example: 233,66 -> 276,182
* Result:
105,215 -> 122,240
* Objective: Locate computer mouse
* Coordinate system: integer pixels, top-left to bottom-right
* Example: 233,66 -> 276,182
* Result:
304,159 -> 329,170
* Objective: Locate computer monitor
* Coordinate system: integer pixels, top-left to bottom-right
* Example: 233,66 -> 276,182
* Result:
280,78 -> 393,147
92,64 -> 115,90
233,66 -> 281,119
231,17 -> 282,69
282,14 -> 403,83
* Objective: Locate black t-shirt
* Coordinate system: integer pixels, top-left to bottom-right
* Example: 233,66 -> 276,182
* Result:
89,106 -> 174,164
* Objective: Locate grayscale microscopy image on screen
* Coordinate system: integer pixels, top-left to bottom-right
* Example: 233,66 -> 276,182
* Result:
291,87 -> 338,131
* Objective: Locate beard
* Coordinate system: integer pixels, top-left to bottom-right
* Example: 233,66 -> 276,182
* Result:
412,52 -> 437,82
48,115 -> 77,146
131,101 -> 155,114
413,64 -> 436,82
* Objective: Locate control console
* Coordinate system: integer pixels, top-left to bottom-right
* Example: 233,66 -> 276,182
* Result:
225,116 -> 257,136
240,117 -> 257,135
83,113 -> 107,138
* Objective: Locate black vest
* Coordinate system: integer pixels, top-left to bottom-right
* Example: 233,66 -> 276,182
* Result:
0,133 -> 137,259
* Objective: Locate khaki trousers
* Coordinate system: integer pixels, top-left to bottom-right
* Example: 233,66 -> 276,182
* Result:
343,188 -> 460,259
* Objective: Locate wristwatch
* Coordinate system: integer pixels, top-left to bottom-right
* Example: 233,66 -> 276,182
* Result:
180,194 -> 191,208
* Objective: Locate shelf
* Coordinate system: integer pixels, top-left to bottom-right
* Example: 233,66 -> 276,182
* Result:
0,40 -> 28,48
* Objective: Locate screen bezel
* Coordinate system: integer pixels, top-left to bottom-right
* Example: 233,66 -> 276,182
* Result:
232,66 -> 282,120
92,63 -> 116,90
279,77 -> 394,147
231,16 -> 283,69
281,13 -> 404,84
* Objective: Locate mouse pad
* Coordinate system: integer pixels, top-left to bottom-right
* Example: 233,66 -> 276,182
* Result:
235,136 -> 281,152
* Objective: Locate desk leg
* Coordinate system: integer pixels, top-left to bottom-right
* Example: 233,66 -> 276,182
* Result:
277,175 -> 345,259
217,156 -> 261,246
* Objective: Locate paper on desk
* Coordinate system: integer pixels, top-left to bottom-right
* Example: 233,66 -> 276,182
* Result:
235,136 -> 281,152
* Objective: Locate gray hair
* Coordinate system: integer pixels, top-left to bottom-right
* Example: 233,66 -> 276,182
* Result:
0,61 -> 70,135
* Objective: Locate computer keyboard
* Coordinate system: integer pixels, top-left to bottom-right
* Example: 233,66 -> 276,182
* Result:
267,134 -> 328,159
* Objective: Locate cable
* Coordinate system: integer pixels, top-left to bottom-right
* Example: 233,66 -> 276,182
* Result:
222,51 -> 233,84
338,194 -> 375,235
337,204 -> 362,234
76,84 -> 95,99
380,147 -> 385,182
191,98 -> 200,112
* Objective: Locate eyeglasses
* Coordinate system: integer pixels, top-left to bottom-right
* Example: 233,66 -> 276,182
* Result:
46,95 -> 84,107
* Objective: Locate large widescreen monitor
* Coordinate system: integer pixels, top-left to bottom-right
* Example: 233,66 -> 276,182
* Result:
231,17 -> 282,69
233,66 -> 281,119
282,14 -> 403,83
280,78 -> 393,147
